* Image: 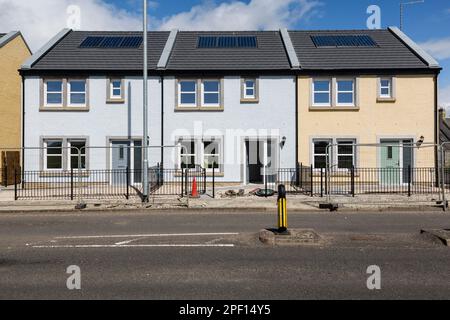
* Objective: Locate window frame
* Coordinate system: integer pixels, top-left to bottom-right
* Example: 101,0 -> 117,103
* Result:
336,78 -> 355,107
312,139 -> 332,170
178,79 -> 198,108
379,78 -> 392,98
44,79 -> 64,107
312,138 -> 357,171
107,78 -> 125,102
41,137 -> 89,172
377,76 -> 396,101
43,139 -> 64,171
68,139 -> 87,170
202,138 -> 222,172
178,138 -> 197,169
67,78 -> 87,107
336,139 -> 357,170
312,78 -> 332,107
241,78 -> 259,102
177,137 -> 223,173
201,79 -> 221,107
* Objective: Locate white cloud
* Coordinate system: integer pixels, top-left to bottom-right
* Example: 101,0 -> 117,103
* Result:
0,0 -> 322,52
0,0 -> 142,51
420,37 -> 450,61
156,0 -> 322,31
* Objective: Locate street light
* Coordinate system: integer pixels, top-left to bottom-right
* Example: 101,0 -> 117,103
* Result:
142,0 -> 149,202
400,0 -> 425,31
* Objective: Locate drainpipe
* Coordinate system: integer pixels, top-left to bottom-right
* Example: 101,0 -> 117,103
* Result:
161,75 -> 164,167
21,75 -> 25,173
435,73 -> 439,170
295,76 -> 299,167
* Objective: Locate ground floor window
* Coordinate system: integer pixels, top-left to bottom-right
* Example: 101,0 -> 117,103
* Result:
312,138 -> 356,170
69,140 -> 86,169
42,137 -> 88,171
203,139 -> 220,170
313,139 -> 331,169
337,140 -> 355,169
178,137 -> 223,172
44,140 -> 63,170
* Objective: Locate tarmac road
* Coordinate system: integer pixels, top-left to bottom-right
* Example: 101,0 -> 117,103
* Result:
0,209 -> 449,299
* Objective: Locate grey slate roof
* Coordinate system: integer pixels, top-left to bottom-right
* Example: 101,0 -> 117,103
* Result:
30,31 -> 169,71
22,28 -> 438,72
288,29 -> 432,70
165,31 -> 291,70
440,118 -> 450,145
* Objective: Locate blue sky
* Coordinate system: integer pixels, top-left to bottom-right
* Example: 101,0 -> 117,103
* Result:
1,0 -> 448,106
104,0 -> 450,106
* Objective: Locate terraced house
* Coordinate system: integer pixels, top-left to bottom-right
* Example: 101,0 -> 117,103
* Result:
19,29 -> 297,186
289,27 -> 441,186
18,27 -> 440,190
0,31 -> 31,186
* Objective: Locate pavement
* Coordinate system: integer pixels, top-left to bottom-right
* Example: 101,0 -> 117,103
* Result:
0,209 -> 449,299
0,190 -> 447,213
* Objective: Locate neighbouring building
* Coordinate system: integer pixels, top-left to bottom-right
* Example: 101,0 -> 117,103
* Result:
0,31 -> 32,185
289,27 -> 441,185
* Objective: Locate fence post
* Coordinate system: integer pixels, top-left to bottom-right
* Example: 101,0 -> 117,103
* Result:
320,168 -> 324,197
265,164 -> 268,198
181,167 -> 184,197
203,168 -> 207,194
4,164 -> 7,187
212,165 -> 215,198
300,163 -> 303,189
14,168 -> 17,201
296,162 -> 300,187
351,165 -> 355,197
408,165 -> 411,197
185,168 -> 188,196
126,166 -> 130,200
70,167 -> 74,201
310,165 -> 313,197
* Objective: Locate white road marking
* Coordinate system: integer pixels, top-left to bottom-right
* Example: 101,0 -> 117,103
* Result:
114,238 -> 144,245
55,232 -> 239,239
32,244 -> 235,248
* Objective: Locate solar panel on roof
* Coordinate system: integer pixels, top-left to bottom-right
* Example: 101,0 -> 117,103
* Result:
79,36 -> 143,49
120,36 -> 143,48
100,37 -> 124,48
198,36 -> 217,48
311,35 -> 378,47
197,36 -> 257,48
79,36 -> 104,48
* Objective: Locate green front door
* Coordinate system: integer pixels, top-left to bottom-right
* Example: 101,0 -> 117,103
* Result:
380,140 -> 401,185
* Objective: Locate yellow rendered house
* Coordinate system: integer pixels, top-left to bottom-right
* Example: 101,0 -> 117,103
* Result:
0,31 -> 32,185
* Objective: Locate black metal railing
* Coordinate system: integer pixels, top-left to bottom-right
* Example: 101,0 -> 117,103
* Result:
13,166 -> 209,201
277,164 -> 441,197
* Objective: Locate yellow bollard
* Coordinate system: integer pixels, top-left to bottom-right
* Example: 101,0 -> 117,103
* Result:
277,184 -> 287,232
